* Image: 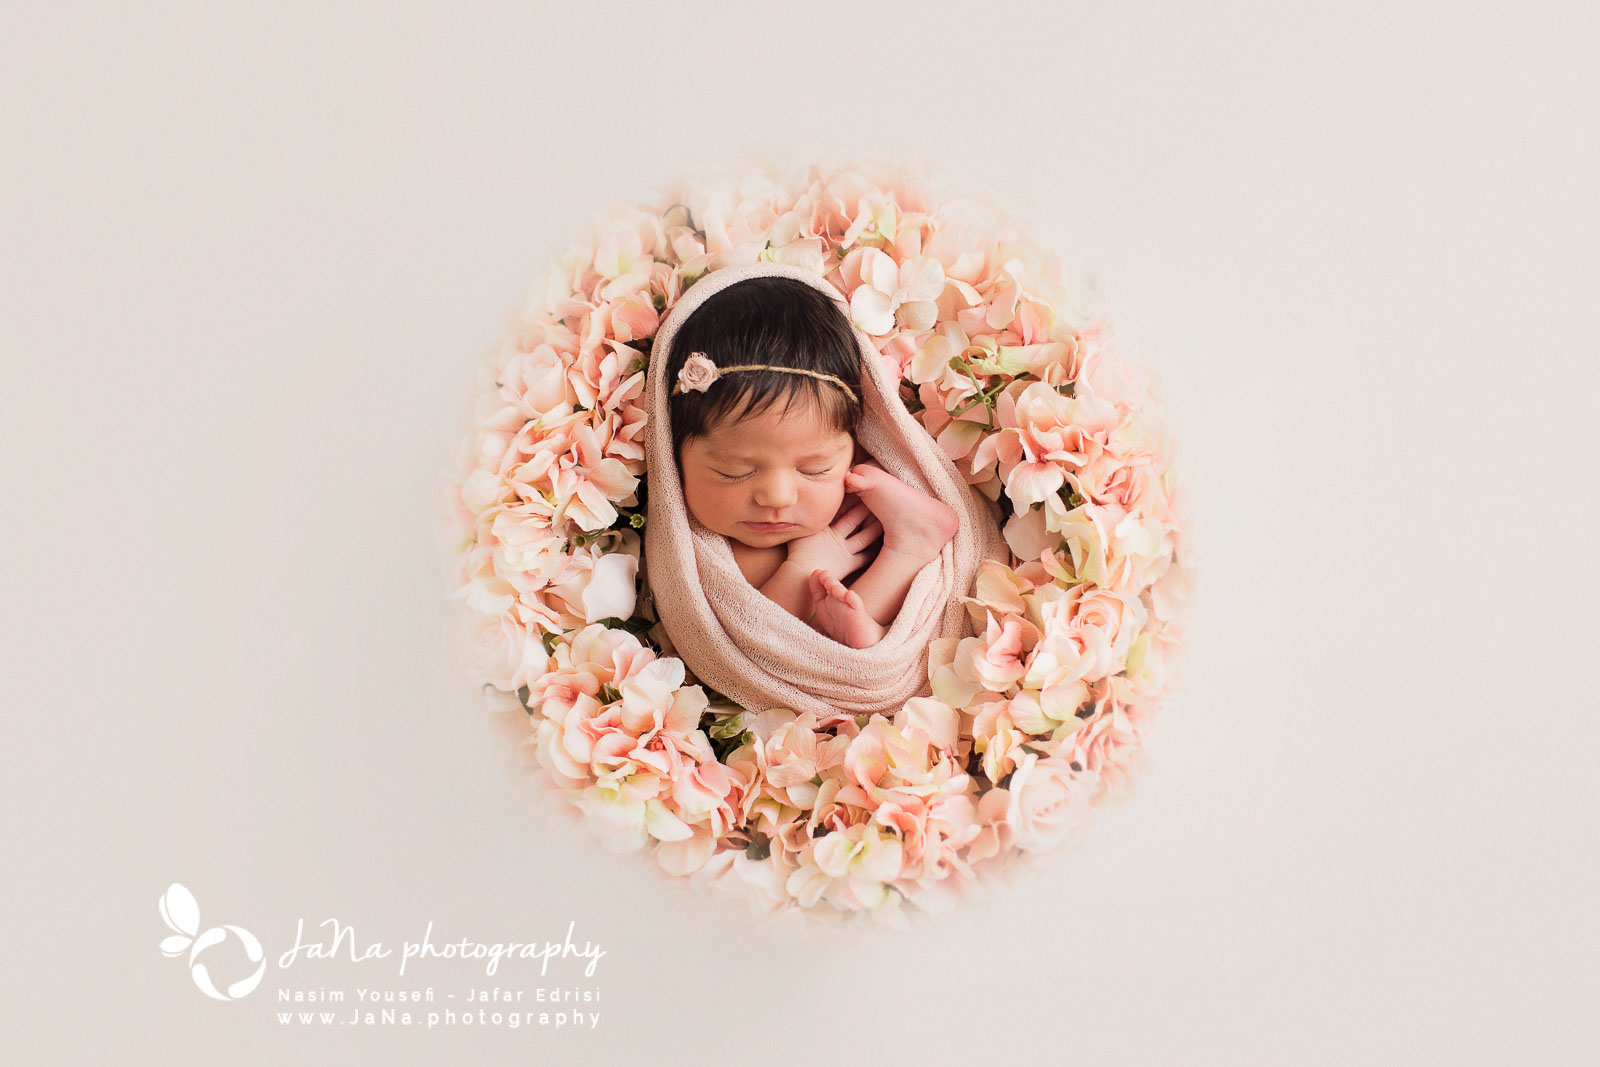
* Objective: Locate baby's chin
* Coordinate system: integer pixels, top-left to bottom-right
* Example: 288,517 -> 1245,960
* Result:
723,522 -> 823,549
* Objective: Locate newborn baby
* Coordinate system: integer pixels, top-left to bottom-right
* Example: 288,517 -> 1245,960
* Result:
664,276 -> 958,648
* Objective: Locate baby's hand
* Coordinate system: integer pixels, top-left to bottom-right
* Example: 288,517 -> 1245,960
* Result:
784,503 -> 881,583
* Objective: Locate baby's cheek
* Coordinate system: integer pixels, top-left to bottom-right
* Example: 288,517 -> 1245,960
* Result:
680,479 -> 719,528
818,478 -> 849,519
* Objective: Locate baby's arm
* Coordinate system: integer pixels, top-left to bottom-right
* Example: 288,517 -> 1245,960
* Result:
755,559 -> 818,621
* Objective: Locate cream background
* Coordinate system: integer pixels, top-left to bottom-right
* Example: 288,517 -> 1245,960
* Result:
4,2 -> 1596,1063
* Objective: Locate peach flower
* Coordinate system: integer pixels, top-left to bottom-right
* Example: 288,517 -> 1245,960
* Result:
970,700 -> 1030,784
921,197 -> 998,286
463,612 -> 549,694
846,247 -> 945,335
894,697 -> 960,753
1001,753 -> 1095,852
950,612 -> 1027,694
578,779 -> 692,854
761,712 -> 850,810
787,824 -> 905,911
655,827 -> 718,877
1028,583 -> 1146,685
499,343 -> 576,419
544,543 -> 639,625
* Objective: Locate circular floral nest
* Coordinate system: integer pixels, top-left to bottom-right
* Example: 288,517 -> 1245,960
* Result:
445,159 -> 1191,920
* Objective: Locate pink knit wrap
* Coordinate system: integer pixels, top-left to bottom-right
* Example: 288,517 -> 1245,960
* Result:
642,262 -> 1006,721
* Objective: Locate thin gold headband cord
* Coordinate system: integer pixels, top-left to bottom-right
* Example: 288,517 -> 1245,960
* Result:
671,351 -> 859,404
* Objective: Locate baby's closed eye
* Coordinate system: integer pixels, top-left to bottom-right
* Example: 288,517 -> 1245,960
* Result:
714,467 -> 834,480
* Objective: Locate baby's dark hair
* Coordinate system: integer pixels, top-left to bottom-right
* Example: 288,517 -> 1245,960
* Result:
664,276 -> 864,457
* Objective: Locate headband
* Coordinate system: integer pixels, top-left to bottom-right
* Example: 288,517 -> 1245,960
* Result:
671,351 -> 859,404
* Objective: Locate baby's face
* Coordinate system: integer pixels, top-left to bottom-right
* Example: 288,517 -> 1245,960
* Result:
678,397 -> 855,551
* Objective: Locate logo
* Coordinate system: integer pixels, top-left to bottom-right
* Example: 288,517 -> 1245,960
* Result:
158,882 -> 266,1001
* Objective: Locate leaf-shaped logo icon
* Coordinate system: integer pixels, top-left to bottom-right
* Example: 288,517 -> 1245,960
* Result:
159,883 -> 265,1000
159,883 -> 200,938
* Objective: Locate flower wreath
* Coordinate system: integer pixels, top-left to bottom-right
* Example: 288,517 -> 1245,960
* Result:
445,160 -> 1191,920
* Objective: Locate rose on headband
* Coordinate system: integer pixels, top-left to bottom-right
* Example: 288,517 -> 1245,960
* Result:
677,353 -> 719,393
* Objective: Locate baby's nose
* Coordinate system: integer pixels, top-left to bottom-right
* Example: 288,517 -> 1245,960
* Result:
753,472 -> 798,508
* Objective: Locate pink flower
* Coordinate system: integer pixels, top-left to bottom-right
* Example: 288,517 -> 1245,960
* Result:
797,167 -> 889,248
1071,450 -> 1164,517
846,248 -> 945,335
761,712 -> 849,809
1029,583 -> 1146,685
894,697 -> 960,753
955,612 -> 1027,693
671,758 -> 735,824
908,323 -> 973,389
840,718 -> 967,804
1003,504 -> 1057,564
878,791 -> 979,912
971,700 -> 1030,783
677,164 -> 793,256
1049,503 -> 1114,588
462,613 -> 549,693
675,352 -> 719,394
963,560 -> 1032,619
1078,334 -> 1152,413
1001,753 -> 1095,852
544,543 -> 639,625
787,824 -> 906,910
966,786 -> 1014,867
605,291 -> 659,344
1065,679 -> 1148,801
616,657 -> 703,737
655,827 -> 718,877
1007,680 -> 1090,737
578,781 -> 693,854
591,214 -> 662,297
546,460 -> 639,533
490,509 -> 566,584
499,343 -> 575,420
690,850 -> 794,918
921,197 -> 999,285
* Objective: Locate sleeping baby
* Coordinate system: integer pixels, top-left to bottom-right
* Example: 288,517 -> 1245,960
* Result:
660,274 -> 959,648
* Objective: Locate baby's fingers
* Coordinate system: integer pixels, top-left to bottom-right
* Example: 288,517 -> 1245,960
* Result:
831,503 -> 872,535
844,518 -> 882,551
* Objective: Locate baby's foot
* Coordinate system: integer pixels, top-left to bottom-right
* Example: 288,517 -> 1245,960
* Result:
808,570 -> 885,649
843,464 -> 959,565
